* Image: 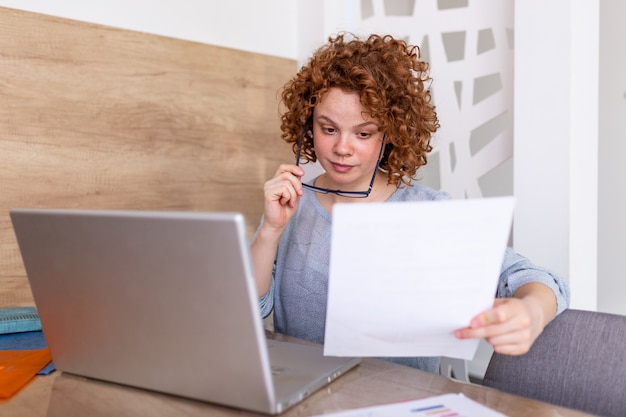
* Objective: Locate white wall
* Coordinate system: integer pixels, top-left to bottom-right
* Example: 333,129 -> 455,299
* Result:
514,0 -> 599,311
0,0 -> 297,59
598,0 -> 626,315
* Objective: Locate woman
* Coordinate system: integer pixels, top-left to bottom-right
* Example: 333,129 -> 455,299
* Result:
251,33 -> 570,373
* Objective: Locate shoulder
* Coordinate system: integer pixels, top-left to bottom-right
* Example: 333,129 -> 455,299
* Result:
388,183 -> 451,202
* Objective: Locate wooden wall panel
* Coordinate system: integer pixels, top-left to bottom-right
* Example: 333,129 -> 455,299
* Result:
0,7 -> 296,307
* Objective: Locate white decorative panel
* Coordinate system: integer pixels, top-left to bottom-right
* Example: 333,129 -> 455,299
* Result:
323,0 -> 514,198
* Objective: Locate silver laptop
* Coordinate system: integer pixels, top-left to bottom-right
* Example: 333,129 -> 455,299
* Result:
10,208 -> 360,414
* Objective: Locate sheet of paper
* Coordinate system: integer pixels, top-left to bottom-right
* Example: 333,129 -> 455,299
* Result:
310,393 -> 509,417
324,197 -> 514,360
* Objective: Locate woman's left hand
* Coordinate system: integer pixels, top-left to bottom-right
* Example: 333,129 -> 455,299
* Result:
454,283 -> 557,355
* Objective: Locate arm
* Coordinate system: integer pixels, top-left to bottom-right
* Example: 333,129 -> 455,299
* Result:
251,164 -> 304,297
251,223 -> 285,297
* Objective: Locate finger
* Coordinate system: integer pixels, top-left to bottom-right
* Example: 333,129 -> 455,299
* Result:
267,180 -> 299,207
456,318 -> 532,349
486,326 -> 533,347
489,337 -> 534,355
279,187 -> 298,207
272,165 -> 306,197
468,307 -> 505,330
455,321 -> 509,339
266,165 -> 304,195
274,164 -> 305,183
455,300 -> 522,339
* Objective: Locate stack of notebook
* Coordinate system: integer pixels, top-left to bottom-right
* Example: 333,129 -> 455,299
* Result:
0,306 -> 42,335
0,306 -> 53,399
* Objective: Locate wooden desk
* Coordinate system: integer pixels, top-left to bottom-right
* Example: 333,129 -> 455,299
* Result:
1,337 -> 594,417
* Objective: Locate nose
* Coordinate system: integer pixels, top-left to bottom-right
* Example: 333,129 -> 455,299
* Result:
333,133 -> 352,157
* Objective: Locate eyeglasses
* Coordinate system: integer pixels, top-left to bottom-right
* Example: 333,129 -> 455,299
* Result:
295,123 -> 385,198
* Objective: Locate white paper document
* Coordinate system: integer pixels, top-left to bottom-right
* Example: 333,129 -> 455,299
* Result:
324,197 -> 514,360
310,393 -> 509,417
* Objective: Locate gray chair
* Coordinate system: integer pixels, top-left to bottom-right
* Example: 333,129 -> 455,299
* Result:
482,309 -> 626,417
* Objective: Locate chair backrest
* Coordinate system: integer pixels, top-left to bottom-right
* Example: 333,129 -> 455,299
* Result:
482,309 -> 626,417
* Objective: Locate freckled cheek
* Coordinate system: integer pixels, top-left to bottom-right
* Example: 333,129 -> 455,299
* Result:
360,145 -> 382,166
314,143 -> 331,158
314,139 -> 337,157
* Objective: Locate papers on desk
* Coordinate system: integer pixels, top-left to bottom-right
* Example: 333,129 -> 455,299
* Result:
324,197 -> 514,360
310,393 -> 509,417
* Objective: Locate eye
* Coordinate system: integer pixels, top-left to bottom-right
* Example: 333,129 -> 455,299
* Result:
322,126 -> 337,135
357,131 -> 373,139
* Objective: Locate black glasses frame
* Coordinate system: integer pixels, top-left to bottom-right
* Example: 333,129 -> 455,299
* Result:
295,122 -> 385,198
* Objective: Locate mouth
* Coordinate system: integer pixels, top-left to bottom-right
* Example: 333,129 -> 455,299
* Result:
330,162 -> 353,174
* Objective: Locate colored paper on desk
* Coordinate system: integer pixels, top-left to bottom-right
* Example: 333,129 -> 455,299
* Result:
0,348 -> 52,398
310,393 -> 508,417
324,197 -> 514,360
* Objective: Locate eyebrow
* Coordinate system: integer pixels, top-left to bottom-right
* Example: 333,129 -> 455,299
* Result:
314,115 -> 379,130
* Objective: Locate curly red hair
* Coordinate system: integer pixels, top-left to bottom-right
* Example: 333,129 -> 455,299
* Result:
280,33 -> 439,186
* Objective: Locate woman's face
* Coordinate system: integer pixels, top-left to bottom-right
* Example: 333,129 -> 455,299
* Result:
312,87 -> 384,192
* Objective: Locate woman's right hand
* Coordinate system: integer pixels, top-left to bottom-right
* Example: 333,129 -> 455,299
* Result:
262,164 -> 305,232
